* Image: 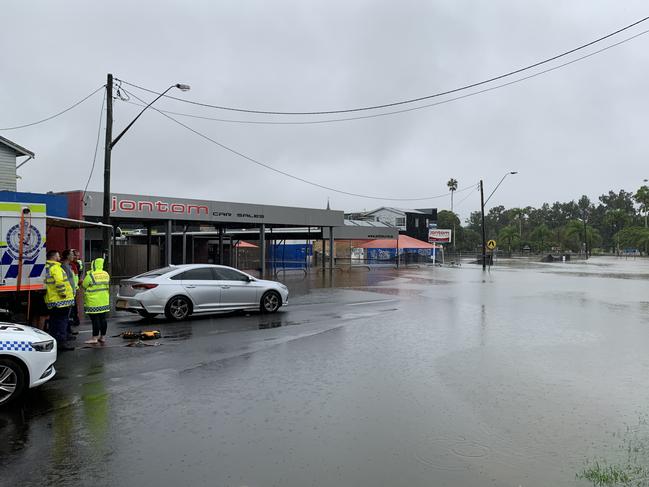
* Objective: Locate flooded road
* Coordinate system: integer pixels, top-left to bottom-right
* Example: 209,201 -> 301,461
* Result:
2,257 -> 649,487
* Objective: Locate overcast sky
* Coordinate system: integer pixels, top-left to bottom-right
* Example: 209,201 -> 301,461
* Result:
1,0 -> 648,220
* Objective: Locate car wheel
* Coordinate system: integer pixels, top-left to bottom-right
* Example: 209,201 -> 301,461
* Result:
0,358 -> 25,406
260,291 -> 281,314
137,310 -> 159,319
165,296 -> 192,321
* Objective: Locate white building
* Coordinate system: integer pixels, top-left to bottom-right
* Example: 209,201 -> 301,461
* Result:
345,207 -> 428,231
0,136 -> 34,191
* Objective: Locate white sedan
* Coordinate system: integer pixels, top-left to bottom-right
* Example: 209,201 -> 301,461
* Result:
116,264 -> 289,321
0,323 -> 57,406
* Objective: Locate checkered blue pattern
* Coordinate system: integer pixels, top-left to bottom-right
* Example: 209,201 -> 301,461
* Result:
0,340 -> 33,351
84,305 -> 110,313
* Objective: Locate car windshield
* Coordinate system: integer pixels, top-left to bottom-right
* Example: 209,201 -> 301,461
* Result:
134,266 -> 175,278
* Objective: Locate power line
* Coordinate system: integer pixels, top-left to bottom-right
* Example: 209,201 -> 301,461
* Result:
454,184 -> 480,209
118,27 -> 649,126
116,15 -> 649,116
0,86 -> 105,131
123,87 -> 475,202
81,90 -> 107,204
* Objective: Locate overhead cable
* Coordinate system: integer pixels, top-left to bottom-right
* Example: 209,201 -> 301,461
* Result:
0,86 -> 105,131
116,16 -> 649,116
118,27 -> 649,126
123,88 -> 474,201
81,90 -> 107,204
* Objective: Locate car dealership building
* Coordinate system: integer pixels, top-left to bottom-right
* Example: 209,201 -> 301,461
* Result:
61,191 -> 399,278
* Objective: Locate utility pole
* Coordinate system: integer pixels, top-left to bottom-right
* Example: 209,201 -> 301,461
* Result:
480,180 -> 486,271
102,73 -> 114,272
582,217 -> 588,259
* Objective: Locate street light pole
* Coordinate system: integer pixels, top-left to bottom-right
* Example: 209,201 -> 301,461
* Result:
480,180 -> 487,271
101,74 -> 114,270
480,171 -> 517,271
100,74 -> 190,272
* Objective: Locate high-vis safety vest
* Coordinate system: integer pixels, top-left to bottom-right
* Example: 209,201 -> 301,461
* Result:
82,258 -> 110,314
44,260 -> 75,309
72,259 -> 84,289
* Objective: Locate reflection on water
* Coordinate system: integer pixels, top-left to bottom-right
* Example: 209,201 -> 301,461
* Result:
2,256 -> 649,487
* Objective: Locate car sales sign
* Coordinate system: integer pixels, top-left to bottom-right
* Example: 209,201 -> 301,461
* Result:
428,229 -> 452,244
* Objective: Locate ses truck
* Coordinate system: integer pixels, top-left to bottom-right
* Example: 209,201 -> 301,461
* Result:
0,203 -> 47,315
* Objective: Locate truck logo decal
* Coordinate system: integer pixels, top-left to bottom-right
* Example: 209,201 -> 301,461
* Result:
6,223 -> 42,260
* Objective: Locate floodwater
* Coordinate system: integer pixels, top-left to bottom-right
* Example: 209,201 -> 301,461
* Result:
2,256 -> 649,487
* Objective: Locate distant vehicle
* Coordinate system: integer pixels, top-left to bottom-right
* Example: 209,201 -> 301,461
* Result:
116,264 -> 289,321
0,323 -> 57,406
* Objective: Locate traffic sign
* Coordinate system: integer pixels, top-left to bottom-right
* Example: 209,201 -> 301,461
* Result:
487,239 -> 497,250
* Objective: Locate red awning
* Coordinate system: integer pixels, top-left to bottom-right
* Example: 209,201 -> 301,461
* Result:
357,234 -> 437,249
234,240 -> 258,248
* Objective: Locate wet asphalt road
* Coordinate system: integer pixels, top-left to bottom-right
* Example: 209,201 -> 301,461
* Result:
2,257 -> 649,487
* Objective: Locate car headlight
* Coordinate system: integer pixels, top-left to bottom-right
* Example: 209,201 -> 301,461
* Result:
31,340 -> 54,352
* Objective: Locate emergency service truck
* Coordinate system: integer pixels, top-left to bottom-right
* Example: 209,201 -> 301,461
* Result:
0,202 -> 47,317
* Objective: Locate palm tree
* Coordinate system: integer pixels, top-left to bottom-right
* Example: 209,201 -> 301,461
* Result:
530,224 -> 553,252
447,178 -> 458,250
509,207 -> 527,243
564,220 -> 601,253
498,225 -> 520,253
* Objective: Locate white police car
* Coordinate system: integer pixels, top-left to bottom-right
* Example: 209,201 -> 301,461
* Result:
0,323 -> 57,406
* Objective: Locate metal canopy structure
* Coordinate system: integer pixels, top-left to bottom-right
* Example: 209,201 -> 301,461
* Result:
79,191 -> 343,227
68,191 -> 347,277
46,216 -> 113,230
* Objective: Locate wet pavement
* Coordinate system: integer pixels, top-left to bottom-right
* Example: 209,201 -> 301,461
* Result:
2,257 -> 649,487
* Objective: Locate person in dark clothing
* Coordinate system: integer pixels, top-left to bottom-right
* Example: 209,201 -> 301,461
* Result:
44,250 -> 75,351
61,249 -> 80,336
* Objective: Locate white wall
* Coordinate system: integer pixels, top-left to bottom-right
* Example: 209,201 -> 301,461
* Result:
0,145 -> 17,191
365,208 -> 406,230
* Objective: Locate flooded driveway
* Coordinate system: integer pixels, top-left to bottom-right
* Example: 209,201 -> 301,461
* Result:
2,257 -> 649,486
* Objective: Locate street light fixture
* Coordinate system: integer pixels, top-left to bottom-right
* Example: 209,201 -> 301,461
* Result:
480,171 -> 518,271
102,74 -> 190,271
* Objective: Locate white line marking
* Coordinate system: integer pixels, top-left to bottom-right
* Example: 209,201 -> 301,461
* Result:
346,299 -> 398,306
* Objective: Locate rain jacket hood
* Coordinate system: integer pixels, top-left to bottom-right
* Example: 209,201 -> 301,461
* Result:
91,258 -> 104,272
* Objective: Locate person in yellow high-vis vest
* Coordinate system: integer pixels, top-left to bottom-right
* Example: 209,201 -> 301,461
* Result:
44,250 -> 75,351
82,258 -> 110,344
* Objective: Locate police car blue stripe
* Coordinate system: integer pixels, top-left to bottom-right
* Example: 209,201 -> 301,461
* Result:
0,340 -> 33,351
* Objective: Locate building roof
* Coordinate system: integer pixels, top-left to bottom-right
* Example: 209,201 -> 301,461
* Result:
0,135 -> 34,158
343,219 -> 395,228
347,206 -> 426,217
357,234 -> 436,249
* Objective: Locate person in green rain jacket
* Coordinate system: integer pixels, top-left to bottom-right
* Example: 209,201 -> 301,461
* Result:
82,258 -> 110,345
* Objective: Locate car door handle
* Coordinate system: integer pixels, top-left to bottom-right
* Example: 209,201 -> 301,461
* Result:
185,285 -> 196,289
220,285 -> 230,289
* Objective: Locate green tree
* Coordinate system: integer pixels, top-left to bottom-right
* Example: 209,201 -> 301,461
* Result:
498,225 -> 520,253
530,224 -> 553,252
508,207 -> 527,243
604,209 -> 631,250
634,185 -> 649,228
615,226 -> 649,254
437,210 -> 460,249
563,220 -> 601,253
460,228 -> 482,252
437,210 -> 460,231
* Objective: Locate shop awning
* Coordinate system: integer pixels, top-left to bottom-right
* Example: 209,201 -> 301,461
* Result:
46,216 -> 112,230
